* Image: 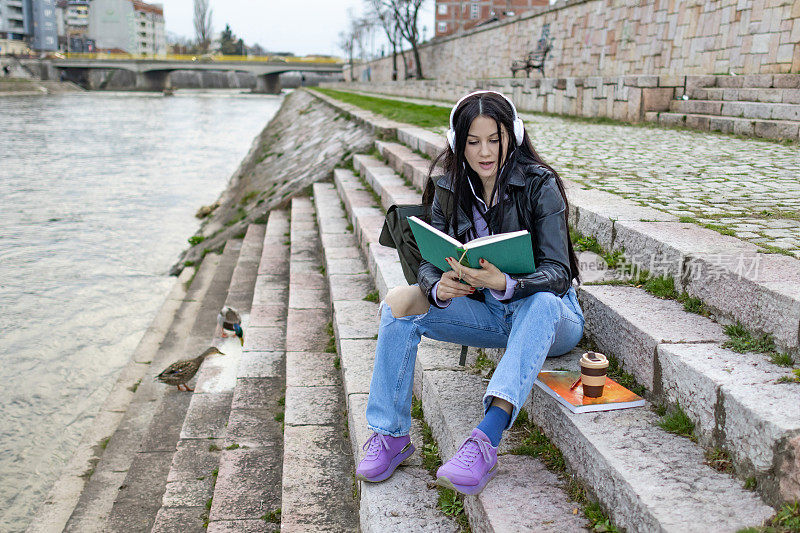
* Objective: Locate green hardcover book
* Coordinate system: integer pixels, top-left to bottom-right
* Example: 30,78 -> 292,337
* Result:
407,216 -> 535,274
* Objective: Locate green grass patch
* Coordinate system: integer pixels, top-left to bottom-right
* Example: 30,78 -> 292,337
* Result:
702,222 -> 736,236
325,321 -> 337,353
472,349 -> 496,379
642,275 -> 679,299
345,222 -> 353,232
315,88 -> 450,130
722,323 -> 795,366
437,487 -> 471,531
570,228 -> 603,255
411,396 -> 424,420
239,191 -> 259,205
261,508 -> 281,523
100,437 -> 110,450
225,207 -> 248,227
607,356 -> 647,397
678,292 -> 709,316
364,290 -> 379,302
208,444 -> 220,452
584,502 -> 621,533
188,235 -> 205,246
704,447 -> 734,474
317,264 -> 326,275
657,402 -> 696,440
744,477 -> 757,491
127,378 -> 142,393
509,422 -> 566,472
760,244 -> 797,257
777,369 -> 800,384
225,443 -> 241,450
274,412 -> 284,423
333,356 -> 340,369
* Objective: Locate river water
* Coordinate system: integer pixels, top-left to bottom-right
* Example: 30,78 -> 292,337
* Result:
0,89 -> 282,531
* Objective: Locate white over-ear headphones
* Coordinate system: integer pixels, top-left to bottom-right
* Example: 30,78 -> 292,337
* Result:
447,90 -> 524,151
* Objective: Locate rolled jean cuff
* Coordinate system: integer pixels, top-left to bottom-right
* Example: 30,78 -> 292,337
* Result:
366,423 -> 410,438
482,390 -> 520,430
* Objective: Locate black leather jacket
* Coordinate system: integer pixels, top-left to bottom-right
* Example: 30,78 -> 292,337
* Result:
417,156 -> 573,305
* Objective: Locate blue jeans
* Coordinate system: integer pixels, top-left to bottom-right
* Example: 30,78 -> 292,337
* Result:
366,286 -> 585,437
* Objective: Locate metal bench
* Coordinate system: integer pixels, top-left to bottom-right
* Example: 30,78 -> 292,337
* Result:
511,39 -> 551,78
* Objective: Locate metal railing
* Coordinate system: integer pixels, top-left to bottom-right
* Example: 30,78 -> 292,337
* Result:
61,53 -> 343,64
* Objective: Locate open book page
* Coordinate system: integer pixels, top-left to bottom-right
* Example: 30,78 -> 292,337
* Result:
464,230 -> 529,249
407,216 -> 462,247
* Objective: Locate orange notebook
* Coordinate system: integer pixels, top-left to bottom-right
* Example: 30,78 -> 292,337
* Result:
535,371 -> 645,413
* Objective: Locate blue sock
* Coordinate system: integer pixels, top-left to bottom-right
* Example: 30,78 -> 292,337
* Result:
476,405 -> 510,447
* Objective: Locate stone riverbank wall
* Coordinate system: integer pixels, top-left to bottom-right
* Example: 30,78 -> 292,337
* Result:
173,89 -> 376,271
351,0 -> 800,82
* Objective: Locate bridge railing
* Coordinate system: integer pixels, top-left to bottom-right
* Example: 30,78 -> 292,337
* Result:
62,53 -> 342,64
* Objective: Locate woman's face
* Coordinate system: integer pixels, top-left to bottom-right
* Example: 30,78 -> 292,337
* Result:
464,115 -> 508,182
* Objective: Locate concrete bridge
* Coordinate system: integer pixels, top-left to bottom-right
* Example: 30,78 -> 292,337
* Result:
51,57 -> 344,93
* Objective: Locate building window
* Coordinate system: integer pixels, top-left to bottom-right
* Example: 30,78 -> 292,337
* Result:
437,21 -> 447,33
437,3 -> 447,15
470,3 -> 479,18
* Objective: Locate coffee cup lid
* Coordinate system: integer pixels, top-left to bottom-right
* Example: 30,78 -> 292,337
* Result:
580,351 -> 608,369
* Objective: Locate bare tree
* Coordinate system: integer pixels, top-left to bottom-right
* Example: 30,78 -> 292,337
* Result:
338,29 -> 356,81
385,0 -> 424,79
365,0 -> 402,80
193,0 -> 213,53
339,10 -> 373,81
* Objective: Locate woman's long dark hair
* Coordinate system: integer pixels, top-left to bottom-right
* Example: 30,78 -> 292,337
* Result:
423,92 -> 580,283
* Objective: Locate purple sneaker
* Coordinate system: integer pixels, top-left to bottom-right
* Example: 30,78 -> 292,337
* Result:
356,432 -> 415,482
436,428 -> 498,495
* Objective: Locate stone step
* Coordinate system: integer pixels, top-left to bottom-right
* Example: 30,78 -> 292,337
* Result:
312,182 -> 462,532
657,110 -> 800,140
355,148 -> 800,504
371,136 -> 800,357
152,224 -> 266,532
57,255 -> 220,533
329,163 -> 777,531
579,284 -> 800,505
278,197 -> 359,532
321,174 -> 612,532
29,264 -> 197,533
102,239 -> 242,533
670,98 -> 800,122
205,211 -> 290,532
688,86 -> 800,104
313,90 -> 800,356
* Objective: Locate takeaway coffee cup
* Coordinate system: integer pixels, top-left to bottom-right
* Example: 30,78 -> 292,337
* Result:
580,352 -> 609,398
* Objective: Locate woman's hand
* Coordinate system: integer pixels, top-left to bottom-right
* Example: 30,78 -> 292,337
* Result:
436,270 -> 476,300
445,257 -> 507,292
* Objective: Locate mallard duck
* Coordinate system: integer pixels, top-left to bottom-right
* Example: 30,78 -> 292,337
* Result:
218,306 -> 243,343
155,346 -> 224,391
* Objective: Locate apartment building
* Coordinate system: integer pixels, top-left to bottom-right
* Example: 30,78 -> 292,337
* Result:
87,0 -> 164,55
434,0 -> 548,37
0,0 -> 57,54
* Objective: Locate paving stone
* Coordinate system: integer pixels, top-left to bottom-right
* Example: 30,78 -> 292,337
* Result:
359,467 -> 459,533
338,339 -> 376,395
328,272 -> 375,302
288,261 -> 327,289
151,506 -> 207,533
180,392 -> 233,439
105,450 -> 174,532
209,449 -> 282,522
579,284 -> 727,390
139,392 -> 192,452
285,308 -> 330,351
320,231 -> 359,250
280,425 -> 359,532
231,377 -> 280,411
242,326 -> 285,353
332,299 -> 380,339
248,304 -> 286,327
166,439 -> 223,482
287,287 -> 328,309
160,478 -> 214,508
224,408 -> 283,449
286,350 -> 339,387
465,455 -> 589,532
284,385 -> 342,425
236,351 -> 282,379
326,255 -> 369,275
368,244 -> 408,299
208,519 -> 278,533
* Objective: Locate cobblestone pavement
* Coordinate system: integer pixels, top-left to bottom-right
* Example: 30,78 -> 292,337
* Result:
340,89 -> 800,259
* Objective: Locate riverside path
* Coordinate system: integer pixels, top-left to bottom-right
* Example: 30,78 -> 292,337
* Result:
334,89 -> 800,259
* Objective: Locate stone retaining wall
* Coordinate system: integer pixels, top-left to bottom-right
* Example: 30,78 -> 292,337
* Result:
351,0 -> 800,82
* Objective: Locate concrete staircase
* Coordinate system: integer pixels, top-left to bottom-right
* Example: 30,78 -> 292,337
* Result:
651,75 -> 800,140
305,88 -> 800,530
